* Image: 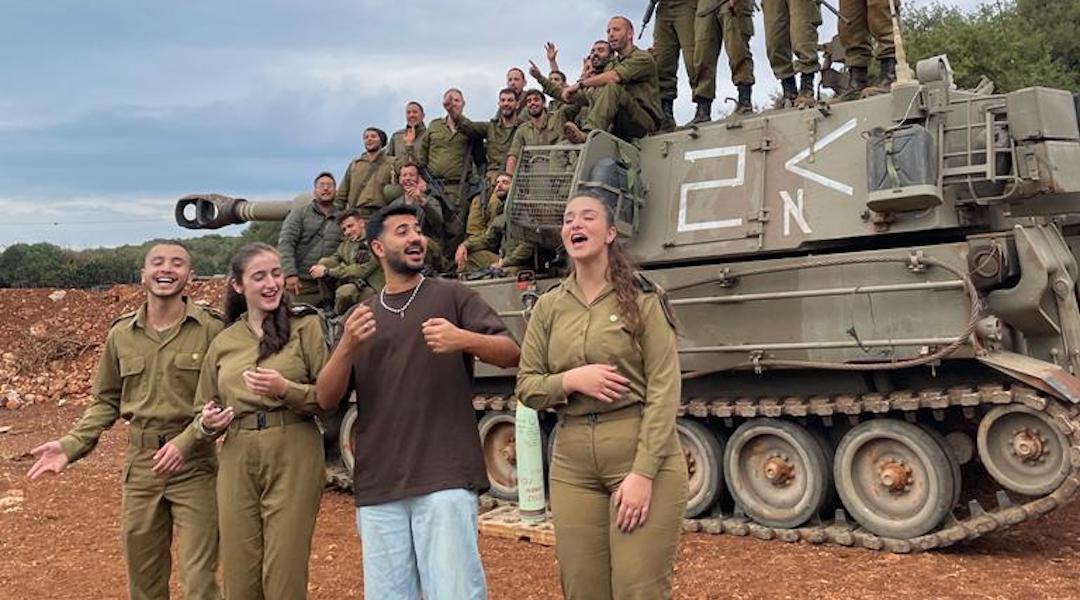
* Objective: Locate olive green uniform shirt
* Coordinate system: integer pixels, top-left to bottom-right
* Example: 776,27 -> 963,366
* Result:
195,313 -> 327,419
387,122 -> 426,159
608,46 -> 665,125
509,112 -> 564,160
463,192 -> 503,252
483,213 -> 535,268
59,300 -> 226,461
318,238 -> 372,281
515,276 -> 681,478
334,151 -> 394,212
483,116 -> 522,175
417,116 -> 486,181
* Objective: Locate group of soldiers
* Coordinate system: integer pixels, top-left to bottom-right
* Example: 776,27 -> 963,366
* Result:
278,0 -> 900,317
649,0 -> 900,123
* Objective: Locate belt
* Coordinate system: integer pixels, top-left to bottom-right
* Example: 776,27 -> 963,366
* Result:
231,410 -> 311,431
559,403 -> 643,425
128,427 -> 184,450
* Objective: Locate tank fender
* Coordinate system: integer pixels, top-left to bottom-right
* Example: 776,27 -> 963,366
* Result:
978,350 -> 1080,404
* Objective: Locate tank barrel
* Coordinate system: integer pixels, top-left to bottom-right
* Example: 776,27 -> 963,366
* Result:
174,194 -> 295,230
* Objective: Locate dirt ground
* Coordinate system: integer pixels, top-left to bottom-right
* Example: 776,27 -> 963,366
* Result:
4,286 -> 1080,598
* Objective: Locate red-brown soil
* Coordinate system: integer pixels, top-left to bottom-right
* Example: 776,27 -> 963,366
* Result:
3,286 -> 1080,598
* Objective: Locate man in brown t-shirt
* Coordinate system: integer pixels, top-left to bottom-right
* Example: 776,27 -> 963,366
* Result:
316,203 -> 520,600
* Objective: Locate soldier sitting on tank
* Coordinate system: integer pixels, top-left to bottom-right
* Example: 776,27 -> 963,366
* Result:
455,172 -> 513,273
529,40 -> 614,132
561,16 -> 664,145
310,209 -> 384,316
279,171 -> 343,307
387,161 -> 448,272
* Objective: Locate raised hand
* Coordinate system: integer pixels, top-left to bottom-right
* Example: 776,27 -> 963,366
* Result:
528,59 -> 543,81
26,441 -> 70,480
562,364 -> 630,403
421,317 -> 469,354
545,41 -> 558,63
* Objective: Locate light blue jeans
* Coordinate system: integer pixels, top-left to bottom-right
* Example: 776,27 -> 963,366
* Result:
356,488 -> 486,600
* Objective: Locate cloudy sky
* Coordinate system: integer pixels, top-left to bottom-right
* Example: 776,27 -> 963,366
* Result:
0,0 -> 986,248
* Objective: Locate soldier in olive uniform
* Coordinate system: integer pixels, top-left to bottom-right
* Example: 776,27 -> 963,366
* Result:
310,210 -> 383,316
516,191 -> 688,599
197,242 -> 328,600
506,89 -> 564,174
386,101 -> 426,161
387,161 -> 449,272
482,88 -> 524,187
838,0 -> 898,99
455,173 -> 512,273
417,88 -> 487,252
562,17 -> 664,144
691,0 -> 756,122
28,242 -> 229,600
764,0 -> 822,108
653,0 -> 700,130
279,172 -> 343,306
334,127 -> 394,213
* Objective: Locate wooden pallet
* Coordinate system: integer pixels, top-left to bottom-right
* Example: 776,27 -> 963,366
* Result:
478,505 -> 556,546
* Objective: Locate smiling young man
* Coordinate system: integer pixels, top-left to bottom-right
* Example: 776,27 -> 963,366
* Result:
316,204 -> 520,600
27,242 -> 229,600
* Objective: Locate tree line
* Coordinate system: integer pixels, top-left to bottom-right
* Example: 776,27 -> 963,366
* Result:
0,222 -> 281,289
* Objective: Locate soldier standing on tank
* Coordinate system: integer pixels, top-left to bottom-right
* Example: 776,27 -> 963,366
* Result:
279,171 -> 343,306
837,0 -> 898,100
27,242 -> 231,600
506,89 -> 563,174
653,0 -> 700,130
481,88 -> 524,188
691,0 -> 756,123
315,203 -> 520,600
764,0 -> 822,108
417,88 -> 487,252
334,127 -> 394,213
506,67 -> 528,116
386,101 -> 426,162
561,16 -> 664,144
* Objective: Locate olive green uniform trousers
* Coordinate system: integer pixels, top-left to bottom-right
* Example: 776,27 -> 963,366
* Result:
693,0 -> 756,101
654,0 -> 700,101
549,412 -> 688,600
333,282 -> 376,316
217,416 -> 325,600
839,0 -> 896,68
122,429 -> 219,600
293,277 -> 326,308
584,85 -> 660,141
763,0 -> 822,79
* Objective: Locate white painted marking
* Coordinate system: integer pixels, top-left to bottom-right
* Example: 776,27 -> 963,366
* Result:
784,118 -> 858,196
781,189 -> 812,236
678,145 -> 747,233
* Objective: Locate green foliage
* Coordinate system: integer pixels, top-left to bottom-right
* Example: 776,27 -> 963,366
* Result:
904,0 -> 1079,92
0,221 -> 284,289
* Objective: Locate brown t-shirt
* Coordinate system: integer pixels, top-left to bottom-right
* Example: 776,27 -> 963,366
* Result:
349,277 -> 511,506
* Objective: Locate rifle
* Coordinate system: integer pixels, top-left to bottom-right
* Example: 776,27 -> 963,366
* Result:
817,0 -> 850,25
639,0 -> 660,39
696,0 -> 731,18
416,162 -> 460,223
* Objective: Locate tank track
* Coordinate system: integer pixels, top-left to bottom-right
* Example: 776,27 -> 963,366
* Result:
471,384 -> 1080,553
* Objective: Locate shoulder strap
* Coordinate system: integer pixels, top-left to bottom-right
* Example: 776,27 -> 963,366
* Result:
354,152 -> 387,198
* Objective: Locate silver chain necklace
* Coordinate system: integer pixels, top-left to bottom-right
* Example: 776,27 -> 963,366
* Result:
379,275 -> 425,318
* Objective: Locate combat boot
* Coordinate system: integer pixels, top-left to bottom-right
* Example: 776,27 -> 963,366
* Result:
835,66 -> 868,102
794,72 -> 816,109
660,98 -> 676,132
689,99 -> 712,124
733,84 -> 753,115
563,122 -> 588,144
862,58 -> 897,98
780,76 -> 798,107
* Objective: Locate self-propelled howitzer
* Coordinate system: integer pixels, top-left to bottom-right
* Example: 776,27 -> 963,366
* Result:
178,57 -> 1080,552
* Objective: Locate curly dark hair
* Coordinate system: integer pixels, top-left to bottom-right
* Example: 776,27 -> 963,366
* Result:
224,242 -> 292,361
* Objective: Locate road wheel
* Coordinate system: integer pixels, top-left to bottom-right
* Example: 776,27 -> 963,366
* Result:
977,404 -> 1070,496
724,418 -> 830,528
677,418 -> 725,518
338,404 -> 359,474
479,412 -> 519,501
835,419 -> 958,538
